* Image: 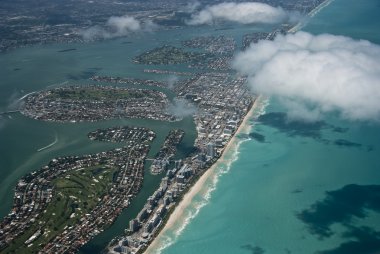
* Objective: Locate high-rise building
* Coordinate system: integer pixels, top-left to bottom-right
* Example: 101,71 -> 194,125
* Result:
129,219 -> 139,233
206,142 -> 216,158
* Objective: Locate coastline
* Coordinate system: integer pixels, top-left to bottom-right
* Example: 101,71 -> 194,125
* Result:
144,95 -> 262,254
141,2 -> 333,252
288,0 -> 334,33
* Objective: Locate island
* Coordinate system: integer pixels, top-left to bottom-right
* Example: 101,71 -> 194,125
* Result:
0,126 -> 155,253
109,72 -> 254,253
150,129 -> 185,175
132,43 -> 234,71
182,35 -> 236,55
90,76 -> 170,89
132,45 -> 212,65
88,126 -> 156,143
20,85 -> 175,122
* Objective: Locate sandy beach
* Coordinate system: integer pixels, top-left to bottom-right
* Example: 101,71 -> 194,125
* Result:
144,96 -> 262,254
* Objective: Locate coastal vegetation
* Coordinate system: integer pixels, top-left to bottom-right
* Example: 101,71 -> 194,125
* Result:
133,45 -> 212,65
46,88 -> 136,101
20,85 -> 174,122
0,127 -> 153,253
3,165 -> 117,254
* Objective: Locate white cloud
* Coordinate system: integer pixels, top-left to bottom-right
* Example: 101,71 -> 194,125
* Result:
107,16 -> 142,35
187,2 -> 301,25
82,15 -> 157,40
166,75 -> 179,89
233,31 -> 380,122
167,98 -> 197,118
182,0 -> 201,13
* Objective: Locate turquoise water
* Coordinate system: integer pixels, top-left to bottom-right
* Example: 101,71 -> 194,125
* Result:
0,20 -> 274,253
158,1 -> 380,254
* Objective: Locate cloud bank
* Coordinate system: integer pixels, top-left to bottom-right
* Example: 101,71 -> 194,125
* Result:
233,31 -> 380,122
166,75 -> 179,89
82,15 -> 157,40
182,0 -> 201,13
187,2 -> 301,25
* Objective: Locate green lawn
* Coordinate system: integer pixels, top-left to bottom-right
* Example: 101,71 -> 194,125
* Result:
3,165 -> 117,254
47,88 -> 147,101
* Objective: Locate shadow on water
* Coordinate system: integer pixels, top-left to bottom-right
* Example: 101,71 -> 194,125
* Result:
249,132 -> 266,143
297,184 -> 380,238
257,113 -> 374,151
241,244 -> 265,254
67,67 -> 102,81
297,184 -> 380,253
257,112 -> 329,140
318,226 -> 380,254
334,139 -> 362,148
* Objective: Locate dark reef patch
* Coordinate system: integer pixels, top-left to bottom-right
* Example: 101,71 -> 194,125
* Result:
257,113 -> 371,150
318,226 -> 380,254
67,67 -> 102,81
257,112 -> 328,140
292,188 -> 303,194
57,48 -> 76,53
331,127 -> 349,133
249,132 -> 266,143
334,139 -> 362,148
297,184 -> 380,238
241,244 -> 265,254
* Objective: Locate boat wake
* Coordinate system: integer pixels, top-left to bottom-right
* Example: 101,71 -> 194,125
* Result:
37,134 -> 58,152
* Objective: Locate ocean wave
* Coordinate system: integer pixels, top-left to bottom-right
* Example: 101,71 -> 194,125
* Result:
154,96 -> 270,254
155,178 -> 217,254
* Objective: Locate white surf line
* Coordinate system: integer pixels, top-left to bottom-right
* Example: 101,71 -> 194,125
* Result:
146,96 -> 269,254
47,80 -> 69,89
17,91 -> 36,101
18,81 -> 69,102
37,134 -> 58,152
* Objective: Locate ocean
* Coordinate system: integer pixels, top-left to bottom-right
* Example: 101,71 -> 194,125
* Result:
1,0 -> 379,253
154,0 -> 380,254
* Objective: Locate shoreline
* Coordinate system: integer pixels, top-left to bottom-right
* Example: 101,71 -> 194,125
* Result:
144,95 -> 262,254
142,2 -> 332,252
288,0 -> 334,33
